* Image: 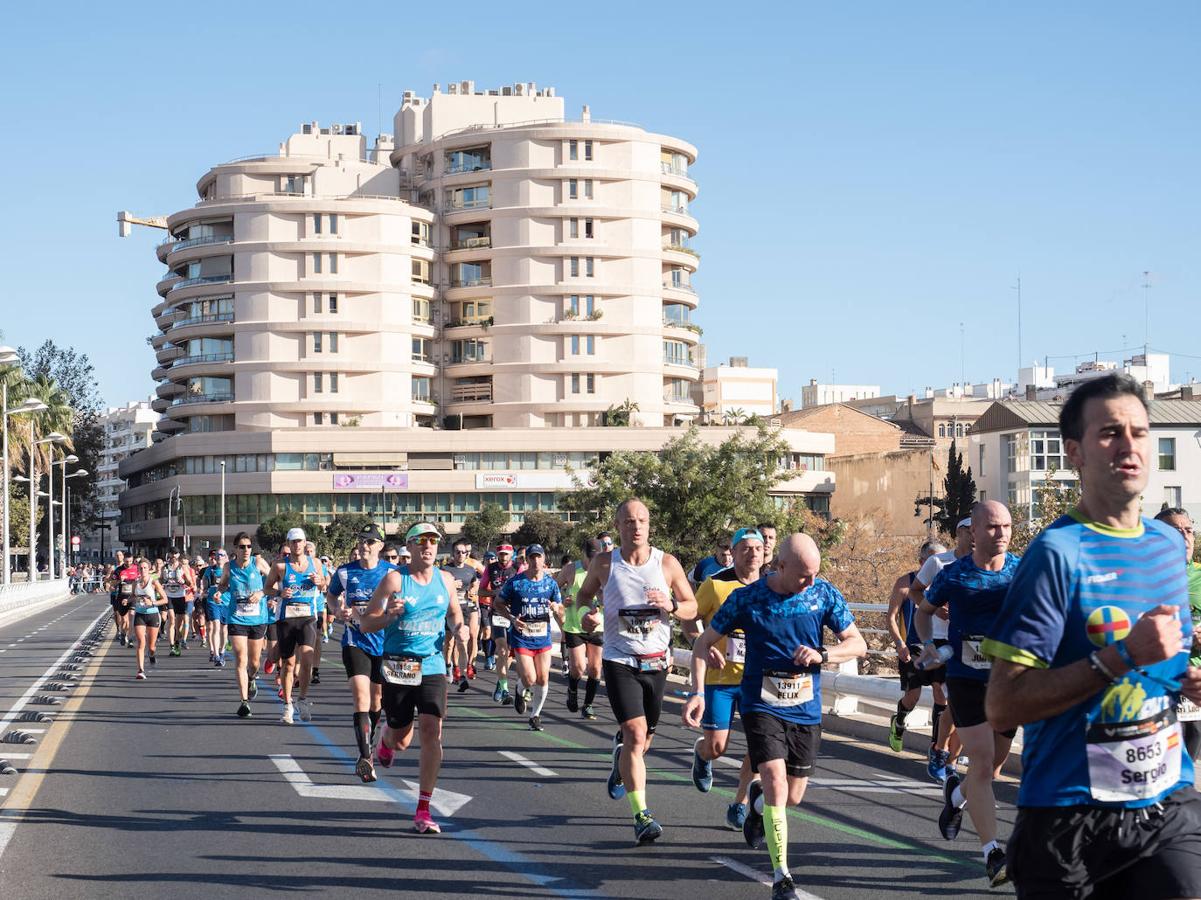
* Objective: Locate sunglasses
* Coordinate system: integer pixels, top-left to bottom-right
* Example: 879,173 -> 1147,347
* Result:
413,536 -> 439,546
384,554 -> 399,561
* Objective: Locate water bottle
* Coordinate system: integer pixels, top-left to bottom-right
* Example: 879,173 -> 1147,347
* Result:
916,644 -> 953,670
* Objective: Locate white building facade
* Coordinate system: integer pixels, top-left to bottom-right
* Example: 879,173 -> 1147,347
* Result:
702,358 -> 777,420
85,400 -> 159,559
801,379 -> 880,409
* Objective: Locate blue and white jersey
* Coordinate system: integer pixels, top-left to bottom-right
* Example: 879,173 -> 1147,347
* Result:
133,582 -> 160,616
279,556 -> 321,620
710,574 -> 854,725
330,560 -> 394,656
381,566 -> 452,675
227,559 -> 269,626
984,512 -> 1192,809
498,571 -> 561,651
926,552 -> 1021,682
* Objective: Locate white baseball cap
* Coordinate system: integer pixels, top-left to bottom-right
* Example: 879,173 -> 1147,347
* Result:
286,527 -> 306,542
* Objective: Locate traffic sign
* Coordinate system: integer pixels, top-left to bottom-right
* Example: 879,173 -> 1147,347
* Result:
71,535 -> 81,547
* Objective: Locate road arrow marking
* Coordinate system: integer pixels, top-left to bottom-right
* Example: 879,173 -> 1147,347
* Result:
269,755 -> 473,816
499,750 -> 557,778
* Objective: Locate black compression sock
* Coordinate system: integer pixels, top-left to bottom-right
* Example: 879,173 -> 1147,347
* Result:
895,699 -> 911,728
369,708 -> 381,733
568,676 -> 580,694
353,712 -> 371,759
584,677 -> 599,706
931,703 -> 947,744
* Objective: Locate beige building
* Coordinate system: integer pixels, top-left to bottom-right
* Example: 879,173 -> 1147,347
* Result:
702,357 -> 778,421
801,379 -> 880,409
119,84 -> 834,553
85,400 -> 159,559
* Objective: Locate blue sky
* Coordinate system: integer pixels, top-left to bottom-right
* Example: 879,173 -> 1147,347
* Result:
2,2 -> 1199,407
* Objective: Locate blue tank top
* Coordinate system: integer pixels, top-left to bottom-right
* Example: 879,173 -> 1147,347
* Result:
133,581 -> 160,615
280,556 -> 320,621
228,559 -> 268,626
381,566 -> 451,674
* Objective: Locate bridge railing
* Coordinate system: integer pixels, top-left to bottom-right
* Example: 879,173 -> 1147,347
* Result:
0,578 -> 72,618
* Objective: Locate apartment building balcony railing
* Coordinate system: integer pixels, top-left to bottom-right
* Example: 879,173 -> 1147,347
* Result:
663,280 -> 695,293
449,236 -> 491,250
450,276 -> 492,289
663,318 -> 703,335
172,311 -> 235,330
661,205 -> 690,215
663,355 -> 697,368
171,274 -> 232,292
173,352 -> 234,368
162,234 -> 233,253
171,392 -> 234,406
451,383 -> 493,402
445,161 -> 492,175
444,199 -> 492,212
663,242 -> 700,258
660,162 -> 692,178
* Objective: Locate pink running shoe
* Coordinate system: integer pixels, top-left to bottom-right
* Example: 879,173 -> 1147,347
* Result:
413,810 -> 441,834
376,740 -> 395,768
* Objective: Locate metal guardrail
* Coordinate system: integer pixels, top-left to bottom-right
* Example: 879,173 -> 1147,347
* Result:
0,579 -> 71,617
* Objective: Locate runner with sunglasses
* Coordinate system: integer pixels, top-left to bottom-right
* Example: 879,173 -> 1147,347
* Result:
132,558 -> 169,680
265,528 -> 328,724
220,534 -> 273,718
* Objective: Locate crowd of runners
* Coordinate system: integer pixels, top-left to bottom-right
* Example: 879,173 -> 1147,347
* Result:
99,374 -> 1201,899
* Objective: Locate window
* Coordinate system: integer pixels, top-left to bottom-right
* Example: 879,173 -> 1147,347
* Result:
570,335 -> 595,356
329,332 -> 338,353
313,252 -> 322,274
313,293 -> 322,314
568,295 -> 595,317
1159,437 -> 1177,471
313,214 -> 322,234
1005,434 -> 1017,474
568,179 -> 578,200
570,257 -> 579,277
584,140 -> 593,161
586,373 -> 596,394
569,218 -> 578,239
329,253 -> 338,274
412,377 -> 431,402
663,340 -> 690,366
412,221 -> 431,247
584,179 -> 593,199
412,298 -> 431,323
1165,486 -> 1183,508
314,412 -> 323,425
956,422 -> 964,438
569,139 -> 578,161
312,332 -> 323,353
329,213 -> 338,234
330,412 -> 339,425
585,257 -> 594,277
329,373 -> 339,394
447,184 -> 489,210
451,261 -> 489,287
571,373 -> 580,394
446,147 -> 490,173
938,423 -> 946,437
459,299 -> 492,323
412,338 -> 431,363
585,217 -> 594,238
328,294 -> 338,313
979,444 -> 986,477
451,339 -> 488,363
313,373 -> 323,394
412,258 -> 430,285
1030,429 -> 1067,472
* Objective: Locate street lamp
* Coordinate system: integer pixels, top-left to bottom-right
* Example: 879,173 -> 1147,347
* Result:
51,453 -> 79,576
31,431 -> 67,580
64,467 -> 87,569
219,460 -> 226,550
0,346 -> 46,584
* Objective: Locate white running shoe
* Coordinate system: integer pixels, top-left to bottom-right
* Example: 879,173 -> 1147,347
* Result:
298,698 -> 313,722
280,702 -> 295,725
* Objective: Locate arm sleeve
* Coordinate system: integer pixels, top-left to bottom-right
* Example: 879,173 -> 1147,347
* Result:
981,535 -> 1073,669
822,582 -> 855,634
915,555 -> 941,588
709,586 -> 746,636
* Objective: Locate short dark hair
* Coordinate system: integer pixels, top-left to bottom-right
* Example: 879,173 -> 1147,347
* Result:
382,542 -> 399,555
233,532 -> 252,546
596,531 -> 612,540
756,522 -> 776,533
452,537 -> 471,550
1058,373 -> 1149,443
1155,507 -> 1191,523
583,537 -> 605,558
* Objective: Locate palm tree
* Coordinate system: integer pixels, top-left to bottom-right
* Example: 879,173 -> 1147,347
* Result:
8,373 -> 74,471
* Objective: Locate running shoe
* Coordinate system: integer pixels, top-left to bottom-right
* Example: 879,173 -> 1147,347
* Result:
500,690 -> 512,706
249,680 -> 259,700
691,737 -> 714,792
413,810 -> 441,835
888,713 -> 905,752
237,701 -> 251,718
170,643 -> 181,657
181,640 -> 189,651
217,656 -> 226,668
321,634 -> 329,644
376,740 -> 394,768
280,702 -> 295,725
725,802 -> 747,831
939,772 -> 964,840
985,847 -> 1009,887
355,757 -> 377,784
453,666 -> 462,681
457,678 -> 469,693
772,875 -> 802,900
492,683 -> 503,703
118,633 -> 126,647
514,689 -> 531,715
581,704 -> 597,720
633,812 -> 662,845
927,747 -> 950,783
607,743 -> 626,800
277,687 -> 285,699
486,655 -> 496,670
466,664 -> 477,680
744,779 -> 765,849
148,654 -> 157,667
213,657 -> 222,668
298,698 -> 313,722
566,691 -> 579,713
529,715 -> 544,732
263,659 -> 276,675
135,670 -> 146,680
311,670 -> 321,685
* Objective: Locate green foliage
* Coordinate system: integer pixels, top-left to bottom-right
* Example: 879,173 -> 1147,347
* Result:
323,514 -> 377,562
256,513 -> 318,554
914,439 -> 977,536
512,511 -> 571,558
1010,466 -> 1081,554
601,399 -> 640,427
558,424 -> 797,566
461,503 -> 509,551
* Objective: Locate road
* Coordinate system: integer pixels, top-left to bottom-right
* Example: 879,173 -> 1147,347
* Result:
0,594 -> 1018,899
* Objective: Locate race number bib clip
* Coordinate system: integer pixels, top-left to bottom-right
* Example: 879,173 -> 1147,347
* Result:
381,655 -> 423,686
760,670 -> 814,707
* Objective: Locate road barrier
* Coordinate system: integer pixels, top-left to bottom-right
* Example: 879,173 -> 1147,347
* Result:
0,578 -> 73,627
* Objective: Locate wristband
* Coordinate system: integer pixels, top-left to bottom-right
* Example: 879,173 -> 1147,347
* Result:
1114,639 -> 1137,670
684,691 -> 701,697
1088,651 -> 1118,683
669,596 -> 679,613
923,640 -> 935,648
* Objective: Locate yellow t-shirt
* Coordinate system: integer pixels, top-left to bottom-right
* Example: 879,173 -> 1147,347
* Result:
695,569 -> 751,687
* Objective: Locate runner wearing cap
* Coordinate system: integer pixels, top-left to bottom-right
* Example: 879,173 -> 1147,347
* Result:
442,538 -> 481,692
202,549 -> 230,666
162,547 -> 195,657
220,534 -> 273,717
555,537 -> 606,719
327,524 -> 393,782
264,527 -> 328,724
576,498 -> 698,845
361,522 -> 468,834
482,544 -> 518,703
496,544 -> 561,731
682,527 -> 765,831
307,539 -> 328,685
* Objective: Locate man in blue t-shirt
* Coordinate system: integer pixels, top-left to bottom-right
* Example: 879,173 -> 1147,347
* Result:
327,524 -> 394,783
983,373 -> 1201,899
496,544 -> 561,731
689,536 -> 733,587
692,533 -> 865,900
915,500 -> 1019,888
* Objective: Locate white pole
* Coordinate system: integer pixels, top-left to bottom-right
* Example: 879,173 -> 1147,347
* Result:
2,380 -> 8,585
47,446 -> 55,581
28,420 -> 36,581
220,460 -> 226,549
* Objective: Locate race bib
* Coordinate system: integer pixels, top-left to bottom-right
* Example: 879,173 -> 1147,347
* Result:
381,656 -> 423,686
1178,697 -> 1201,723
760,671 -> 814,707
518,619 -> 549,638
618,608 -> 661,639
286,601 -> 313,619
460,601 -> 478,616
1086,708 -> 1182,803
491,614 -> 511,629
726,634 -> 747,664
961,637 -> 991,670
236,599 -> 259,617
119,582 -> 134,598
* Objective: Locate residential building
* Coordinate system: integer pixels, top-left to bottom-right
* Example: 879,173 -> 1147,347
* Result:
702,357 -> 777,421
970,398 -> 1201,523
801,379 -> 880,409
85,400 -> 159,559
1018,353 -> 1174,402
891,396 -> 992,451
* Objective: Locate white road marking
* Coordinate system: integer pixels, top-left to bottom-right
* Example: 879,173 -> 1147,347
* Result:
499,750 -> 558,777
0,753 -> 31,759
808,777 -> 941,794
711,856 -> 825,899
716,755 -> 742,768
269,754 -> 473,816
16,729 -> 46,735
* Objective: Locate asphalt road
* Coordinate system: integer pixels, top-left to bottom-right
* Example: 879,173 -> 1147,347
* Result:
0,594 -> 1018,899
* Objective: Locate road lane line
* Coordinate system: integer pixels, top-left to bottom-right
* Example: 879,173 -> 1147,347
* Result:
499,750 -> 558,777
716,755 -> 741,767
269,754 -> 394,803
711,856 -> 825,898
0,754 -> 31,760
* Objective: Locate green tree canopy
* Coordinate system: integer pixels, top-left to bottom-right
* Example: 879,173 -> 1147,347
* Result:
914,438 -> 977,536
461,503 -> 509,552
256,513 -> 319,554
323,514 -> 377,563
512,511 -> 571,558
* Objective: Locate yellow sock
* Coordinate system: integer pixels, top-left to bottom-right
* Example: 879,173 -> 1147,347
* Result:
764,805 -> 789,876
628,789 -> 647,817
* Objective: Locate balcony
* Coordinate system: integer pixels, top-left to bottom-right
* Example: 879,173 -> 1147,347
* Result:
444,198 -> 491,212
663,242 -> 700,259
449,235 -> 491,250
173,351 -> 234,368
451,382 -> 493,402
172,392 -> 233,406
663,280 -> 695,294
172,311 -> 235,330
446,160 -> 492,175
163,234 -> 233,253
171,274 -> 232,292
661,204 -> 690,215
450,275 -> 492,289
663,318 -> 703,336
661,161 -> 691,177
663,355 -> 697,369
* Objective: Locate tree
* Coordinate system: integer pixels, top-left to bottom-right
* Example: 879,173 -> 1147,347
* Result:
914,439 -> 976,536
601,399 -> 640,427
323,514 -> 376,562
558,424 -> 795,566
256,513 -> 317,553
1010,466 -> 1081,554
461,503 -> 508,552
512,511 -> 570,558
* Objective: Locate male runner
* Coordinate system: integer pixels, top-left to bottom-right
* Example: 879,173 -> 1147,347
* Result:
689,535 -> 733,587
327,524 -> 393,782
202,550 -> 229,666
477,549 -> 497,669
265,528 -> 327,724
683,526 -> 764,830
442,538 -> 481,691
757,523 -> 779,573
481,544 -> 518,703
691,534 -> 866,900
361,522 -> 467,834
308,540 -> 329,684
556,537 -> 605,719
162,547 -> 195,656
886,541 -> 949,759
221,534 -> 272,717
915,501 -> 1019,886
110,551 -> 138,647
577,498 -> 698,844
1155,507 -> 1201,759
497,544 -> 561,731
909,518 -> 973,780
985,373 -> 1201,899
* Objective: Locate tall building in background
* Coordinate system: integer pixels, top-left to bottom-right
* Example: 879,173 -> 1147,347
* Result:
801,379 -> 881,409
702,357 -> 778,421
119,83 -> 835,554
85,400 -> 159,559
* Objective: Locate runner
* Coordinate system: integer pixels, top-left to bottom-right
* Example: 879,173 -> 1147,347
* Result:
109,550 -> 138,648
131,558 -> 169,679
308,540 -> 328,685
220,533 -> 272,718
261,542 -> 289,681
481,544 -> 518,704
477,549 -> 498,670
690,533 -> 866,900
189,555 -> 207,646
201,550 -> 229,666
442,538 -> 481,692
909,518 -> 973,781
689,536 -> 733,587
886,540 -> 950,765
319,554 -> 334,642
161,547 -> 195,656
914,500 -> 1019,887
496,544 -> 561,731
757,523 -> 779,573
1154,507 -> 1201,759
361,522 -> 468,835
984,374 -> 1201,899
576,498 -> 698,845
555,537 -> 605,720
327,524 -> 393,783
264,528 -> 328,725
682,526 -> 764,831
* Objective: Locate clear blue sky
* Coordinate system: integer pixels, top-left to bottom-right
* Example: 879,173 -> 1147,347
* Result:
3,2 -> 1200,407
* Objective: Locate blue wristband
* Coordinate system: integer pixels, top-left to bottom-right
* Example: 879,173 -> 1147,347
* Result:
1114,639 -> 1137,670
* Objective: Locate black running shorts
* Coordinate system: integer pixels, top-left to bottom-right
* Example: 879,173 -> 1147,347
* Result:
168,596 -> 187,616
946,677 -> 1017,737
342,645 -> 384,684
602,659 -> 668,734
1008,789 -> 1201,899
564,630 -> 603,649
228,622 -> 268,640
277,617 -> 319,658
382,675 -> 447,729
743,712 -> 821,778
134,612 -> 162,629
266,621 -> 279,641
897,640 -> 949,691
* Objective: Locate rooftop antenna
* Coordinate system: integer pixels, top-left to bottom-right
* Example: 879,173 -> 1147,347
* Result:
1012,276 -> 1022,372
960,322 -> 966,388
1142,270 -> 1151,354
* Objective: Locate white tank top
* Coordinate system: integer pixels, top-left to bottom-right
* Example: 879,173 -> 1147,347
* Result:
163,564 -> 187,598
602,546 -> 672,666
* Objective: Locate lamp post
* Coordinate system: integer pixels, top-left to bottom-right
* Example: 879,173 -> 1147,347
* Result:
0,345 -> 47,584
62,463 -> 86,570
219,460 -> 226,550
51,453 -> 79,577
31,431 -> 67,580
